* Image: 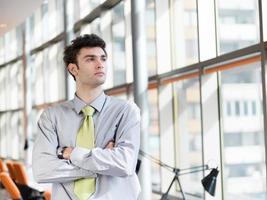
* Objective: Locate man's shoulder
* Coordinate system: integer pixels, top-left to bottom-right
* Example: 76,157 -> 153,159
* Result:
41,100 -> 74,117
107,96 -> 140,113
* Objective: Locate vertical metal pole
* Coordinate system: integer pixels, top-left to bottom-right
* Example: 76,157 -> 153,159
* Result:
64,0 -> 76,100
21,25 -> 28,159
258,0 -> 267,193
131,0 -> 151,199
63,0 -> 69,100
24,19 -> 33,166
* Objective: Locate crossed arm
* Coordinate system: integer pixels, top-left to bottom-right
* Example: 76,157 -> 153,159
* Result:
62,141 -> 114,160
32,105 -> 140,184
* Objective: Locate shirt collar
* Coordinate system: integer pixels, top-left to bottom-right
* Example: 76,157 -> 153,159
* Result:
73,92 -> 106,114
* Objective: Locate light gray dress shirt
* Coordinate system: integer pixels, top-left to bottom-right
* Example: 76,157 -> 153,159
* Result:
32,92 -> 141,200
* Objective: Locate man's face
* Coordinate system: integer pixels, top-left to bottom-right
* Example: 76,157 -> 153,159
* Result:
74,47 -> 107,87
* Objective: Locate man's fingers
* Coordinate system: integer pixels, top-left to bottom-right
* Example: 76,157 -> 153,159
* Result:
105,140 -> 115,149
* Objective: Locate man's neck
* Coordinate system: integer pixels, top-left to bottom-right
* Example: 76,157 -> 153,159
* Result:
76,85 -> 103,104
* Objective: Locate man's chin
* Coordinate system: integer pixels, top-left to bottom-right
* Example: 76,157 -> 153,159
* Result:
94,80 -> 105,87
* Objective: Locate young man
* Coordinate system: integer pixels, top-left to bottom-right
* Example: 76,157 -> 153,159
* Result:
32,34 -> 141,200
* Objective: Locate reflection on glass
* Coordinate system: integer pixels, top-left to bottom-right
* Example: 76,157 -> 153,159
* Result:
112,2 -> 126,86
148,89 -> 160,192
217,0 -> 259,54
220,62 -> 266,199
173,0 -> 199,68
175,77 -> 203,196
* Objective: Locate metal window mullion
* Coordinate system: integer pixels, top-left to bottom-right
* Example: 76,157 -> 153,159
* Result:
258,0 -> 267,193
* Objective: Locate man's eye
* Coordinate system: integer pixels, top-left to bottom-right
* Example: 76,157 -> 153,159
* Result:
86,58 -> 95,62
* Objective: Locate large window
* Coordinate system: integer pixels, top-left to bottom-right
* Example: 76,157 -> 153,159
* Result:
148,89 -> 160,191
1,1 -> 267,199
146,0 -> 157,76
172,0 -> 199,67
31,41 -> 65,106
0,111 -> 24,159
174,77 -> 203,197
220,62 -> 266,199
217,0 -> 259,54
112,2 -> 126,86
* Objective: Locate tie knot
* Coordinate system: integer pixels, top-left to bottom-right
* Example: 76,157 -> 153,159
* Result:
82,106 -> 95,116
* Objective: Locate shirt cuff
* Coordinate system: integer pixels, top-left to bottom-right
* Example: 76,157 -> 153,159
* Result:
70,147 -> 91,166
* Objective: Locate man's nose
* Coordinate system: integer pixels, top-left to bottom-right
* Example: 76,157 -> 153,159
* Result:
96,60 -> 104,69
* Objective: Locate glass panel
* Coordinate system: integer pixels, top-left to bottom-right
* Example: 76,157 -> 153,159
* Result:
9,111 -> 24,159
175,77 -> 203,197
0,113 -> 7,157
32,52 -> 45,105
112,2 -> 126,86
148,88 -> 161,192
44,45 -> 57,102
220,62 -> 266,199
80,0 -> 92,19
0,37 -> 4,65
198,0 -> 217,61
217,0 -> 259,54
146,0 -> 157,76
5,61 -> 23,110
201,72 -> 223,198
79,0 -> 100,19
32,41 -> 65,104
33,8 -> 43,48
57,41 -> 66,100
173,0 -> 199,68
0,67 -> 6,111
4,29 -> 22,62
263,0 -> 267,41
80,18 -> 101,36
90,0 -> 101,7
30,109 -> 41,142
41,1 -> 49,42
111,92 -> 127,100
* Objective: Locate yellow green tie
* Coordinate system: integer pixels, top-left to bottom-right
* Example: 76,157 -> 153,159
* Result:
74,106 -> 95,200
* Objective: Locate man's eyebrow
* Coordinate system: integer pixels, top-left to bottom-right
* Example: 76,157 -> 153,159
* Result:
83,54 -> 107,59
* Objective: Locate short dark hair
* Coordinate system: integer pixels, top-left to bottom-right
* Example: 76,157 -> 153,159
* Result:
63,34 -> 107,80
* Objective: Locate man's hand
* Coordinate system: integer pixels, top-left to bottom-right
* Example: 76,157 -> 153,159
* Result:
63,147 -> 74,160
61,140 -> 114,160
105,140 -> 115,149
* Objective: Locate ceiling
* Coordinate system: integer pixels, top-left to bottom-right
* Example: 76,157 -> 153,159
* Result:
0,0 -> 43,37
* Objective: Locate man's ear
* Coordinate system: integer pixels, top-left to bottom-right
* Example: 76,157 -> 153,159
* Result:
67,63 -> 78,77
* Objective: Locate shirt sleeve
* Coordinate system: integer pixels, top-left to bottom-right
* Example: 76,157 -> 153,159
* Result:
32,109 -> 96,184
70,101 -> 141,177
